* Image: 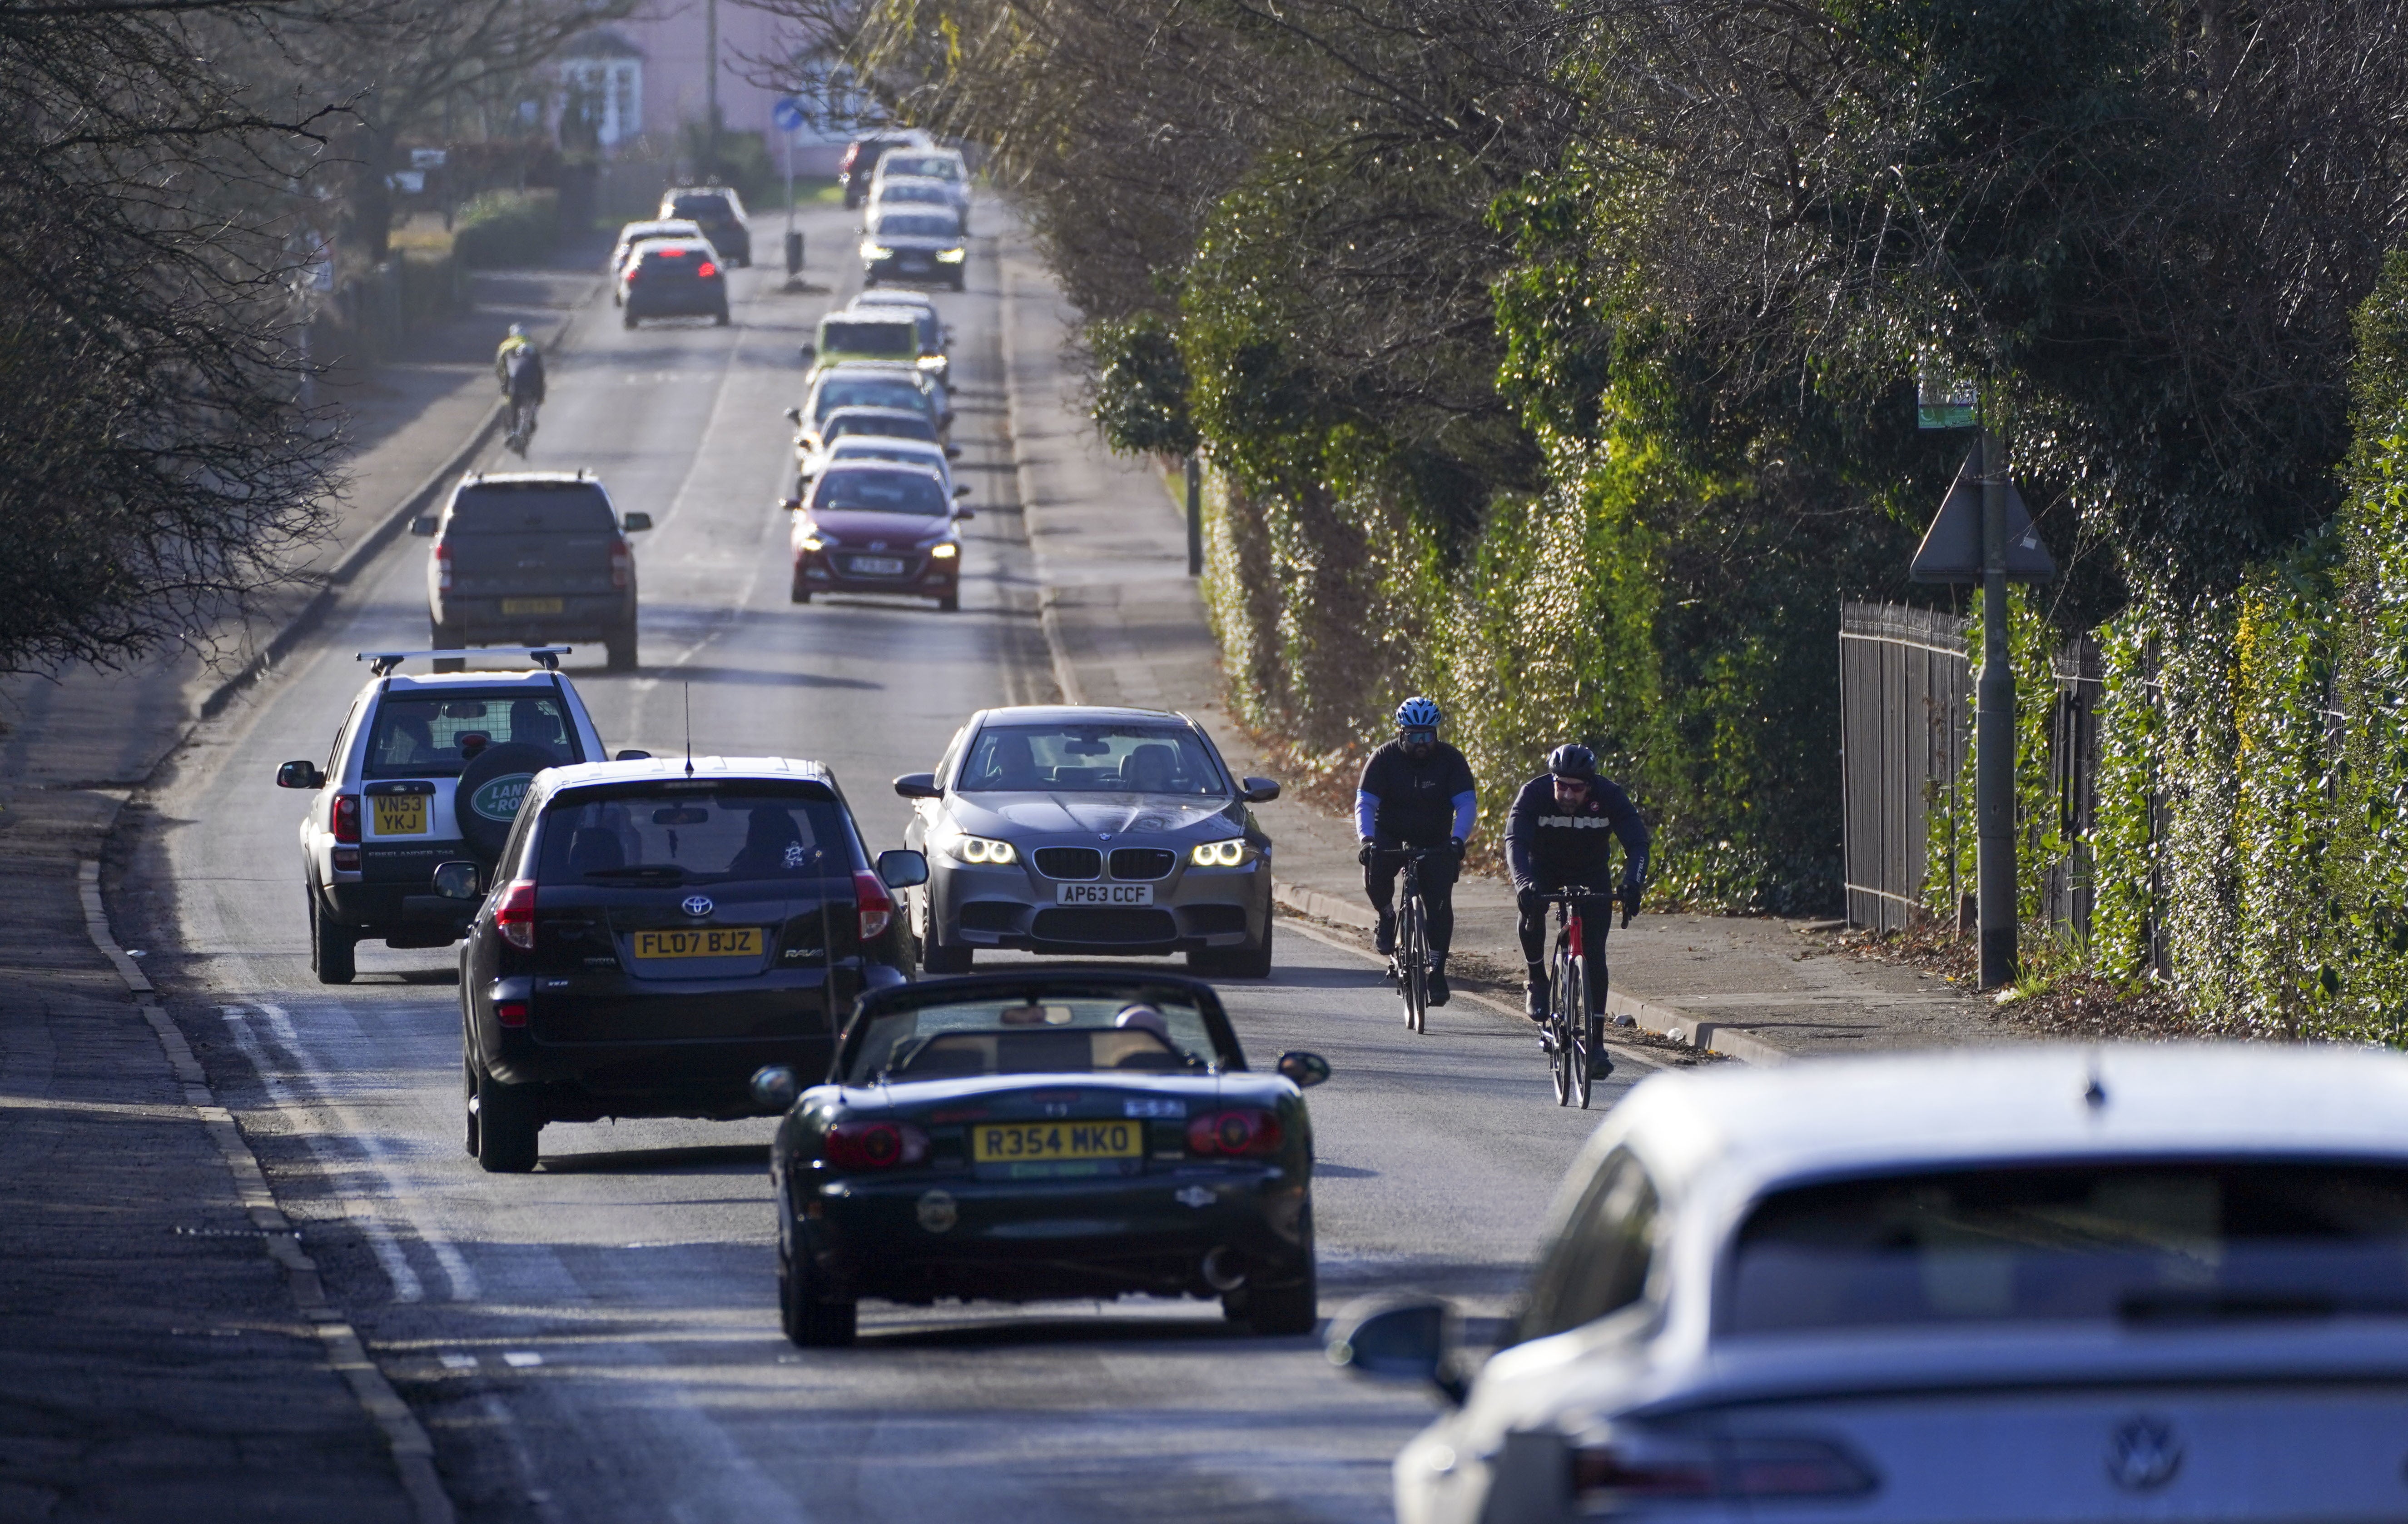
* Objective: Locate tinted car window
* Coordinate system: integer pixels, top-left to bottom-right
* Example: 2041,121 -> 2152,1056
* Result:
364,691 -> 576,779
671,194 -> 735,222
957,723 -> 1228,795
1518,1148 -> 1659,1342
823,412 -> 937,444
537,786 -> 851,886
819,320 -> 918,358
813,469 -> 948,517
883,155 -> 962,182
843,994 -> 1224,1084
813,378 -> 928,418
873,214 -> 960,239
1727,1160 -> 2408,1335
446,483 -> 616,535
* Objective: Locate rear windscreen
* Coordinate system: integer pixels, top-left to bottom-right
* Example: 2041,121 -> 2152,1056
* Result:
1727,1160 -> 2408,1334
671,195 -> 734,221
813,469 -> 948,517
364,690 -> 578,779
819,320 -> 918,357
537,787 -> 850,886
446,483 -> 616,536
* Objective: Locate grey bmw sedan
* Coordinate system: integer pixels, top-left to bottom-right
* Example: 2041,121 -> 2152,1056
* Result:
892,706 -> 1281,977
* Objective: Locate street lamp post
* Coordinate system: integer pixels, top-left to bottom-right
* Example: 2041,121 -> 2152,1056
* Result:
1974,427 -> 2017,989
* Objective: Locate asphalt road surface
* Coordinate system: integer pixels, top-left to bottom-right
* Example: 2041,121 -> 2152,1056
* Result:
126,201 -> 1670,1521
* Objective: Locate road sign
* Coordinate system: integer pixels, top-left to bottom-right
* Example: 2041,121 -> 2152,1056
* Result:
1917,355 -> 1977,429
1909,451 -> 2055,583
772,97 -> 806,133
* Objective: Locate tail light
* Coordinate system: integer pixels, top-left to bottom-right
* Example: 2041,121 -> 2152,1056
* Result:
434,540 -> 452,593
854,869 -> 893,941
824,1119 -> 928,1170
609,539 -> 632,591
495,1000 -> 529,1028
495,879 -> 537,951
1572,1434 -> 1874,1504
1186,1108 -> 1283,1157
696,260 -> 718,279
332,794 -> 360,844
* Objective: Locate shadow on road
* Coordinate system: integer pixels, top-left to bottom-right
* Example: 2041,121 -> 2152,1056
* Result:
536,1142 -> 770,1175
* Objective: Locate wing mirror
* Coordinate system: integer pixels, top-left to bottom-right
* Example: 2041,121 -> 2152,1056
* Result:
621,512 -> 652,533
779,497 -> 804,512
876,848 -> 929,890
409,514 -> 437,537
796,344 -> 817,367
953,484 -> 972,499
1241,777 -> 1282,804
953,508 -> 976,522
892,772 -> 941,800
1276,1050 -> 1331,1088
432,860 -> 482,900
1326,1296 -> 1467,1405
783,405 -> 804,424
943,444 -> 961,460
275,759 -> 324,790
750,1065 -> 799,1113
614,749 -> 652,761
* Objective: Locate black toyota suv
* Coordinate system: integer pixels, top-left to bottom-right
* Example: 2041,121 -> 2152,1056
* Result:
449,755 -> 927,1173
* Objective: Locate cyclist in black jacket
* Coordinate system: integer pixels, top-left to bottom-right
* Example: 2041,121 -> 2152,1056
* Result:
1504,743 -> 1649,1021
1356,696 -> 1477,1006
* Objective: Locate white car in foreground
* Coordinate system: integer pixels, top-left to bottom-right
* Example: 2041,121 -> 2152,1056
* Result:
1331,1045 -> 2408,1523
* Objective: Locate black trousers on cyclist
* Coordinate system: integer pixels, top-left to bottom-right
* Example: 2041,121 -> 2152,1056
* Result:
1365,839 -> 1459,958
1518,882 -> 1612,1013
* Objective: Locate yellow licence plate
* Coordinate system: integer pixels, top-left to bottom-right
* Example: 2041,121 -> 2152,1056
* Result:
501,597 -> 565,615
631,927 -> 763,959
970,1120 -> 1144,1164
372,795 -> 427,835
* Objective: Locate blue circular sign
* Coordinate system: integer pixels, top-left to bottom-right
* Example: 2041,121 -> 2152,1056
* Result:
772,97 -> 806,132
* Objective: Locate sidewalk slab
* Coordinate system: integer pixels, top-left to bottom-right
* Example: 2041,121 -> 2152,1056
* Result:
997,226 -> 2012,1063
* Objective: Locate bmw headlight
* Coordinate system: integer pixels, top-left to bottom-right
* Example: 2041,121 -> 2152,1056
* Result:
936,247 -> 967,264
948,834 -> 1016,866
1190,839 -> 1249,867
861,241 -> 894,259
799,535 -> 825,552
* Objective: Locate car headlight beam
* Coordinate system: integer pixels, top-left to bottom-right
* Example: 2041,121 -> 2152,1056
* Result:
929,542 -> 958,559
955,834 -> 1016,866
1191,839 -> 1247,867
936,248 -> 967,264
861,242 -> 894,259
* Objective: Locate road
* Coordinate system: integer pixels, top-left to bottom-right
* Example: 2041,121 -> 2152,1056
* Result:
124,200 -> 1672,1521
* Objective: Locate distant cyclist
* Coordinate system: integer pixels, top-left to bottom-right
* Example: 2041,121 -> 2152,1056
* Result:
495,323 -> 546,454
1504,744 -> 1649,1022
1356,696 -> 1476,1006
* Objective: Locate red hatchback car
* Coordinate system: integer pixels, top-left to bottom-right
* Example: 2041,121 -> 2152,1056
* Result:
784,460 -> 972,611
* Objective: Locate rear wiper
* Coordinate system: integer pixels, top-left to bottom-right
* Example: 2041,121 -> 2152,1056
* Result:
2119,1290 -> 2342,1325
582,865 -> 686,881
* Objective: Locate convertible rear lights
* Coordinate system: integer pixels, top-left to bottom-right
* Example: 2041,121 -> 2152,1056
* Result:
609,539 -> 633,591
433,540 -> 452,592
825,1119 -> 928,1170
1186,1108 -> 1283,1157
495,879 -> 538,951
696,261 -> 718,279
332,794 -> 361,844
854,869 -> 893,941
494,1000 -> 529,1028
1571,1436 -> 1874,1503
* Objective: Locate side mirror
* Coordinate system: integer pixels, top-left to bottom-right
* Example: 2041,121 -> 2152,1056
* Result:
750,1065 -> 799,1113
432,860 -> 482,900
943,444 -> 961,460
796,344 -> 816,367
614,748 -> 652,761
1276,1051 -> 1331,1088
1241,777 -> 1282,804
620,512 -> 653,533
953,508 -> 976,522
892,772 -> 941,800
409,515 -> 438,537
779,497 -> 804,512
275,760 -> 324,790
1326,1297 -> 1466,1405
783,406 -> 803,424
953,484 -> 972,499
876,848 -> 929,890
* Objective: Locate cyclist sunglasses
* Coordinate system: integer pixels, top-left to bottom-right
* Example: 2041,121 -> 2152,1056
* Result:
1399,727 -> 1437,745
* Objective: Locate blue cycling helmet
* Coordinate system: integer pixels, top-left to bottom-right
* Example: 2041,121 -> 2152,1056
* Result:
1394,696 -> 1442,730
1546,743 -> 1597,780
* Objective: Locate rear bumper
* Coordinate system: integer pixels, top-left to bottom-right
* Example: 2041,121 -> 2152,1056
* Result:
626,286 -> 729,316
432,593 -> 634,641
796,1166 -> 1311,1303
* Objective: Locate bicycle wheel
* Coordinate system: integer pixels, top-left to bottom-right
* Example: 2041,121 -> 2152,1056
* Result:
1579,1011 -> 1604,1109
1400,893 -> 1427,1032
1565,957 -> 1589,1106
1549,937 -> 1574,1105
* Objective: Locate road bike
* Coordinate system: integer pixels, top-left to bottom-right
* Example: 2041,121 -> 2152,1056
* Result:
1380,846 -> 1445,1034
505,398 -> 540,456
1536,888 -> 1617,1107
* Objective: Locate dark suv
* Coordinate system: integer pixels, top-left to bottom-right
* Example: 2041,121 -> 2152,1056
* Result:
621,239 -> 730,328
838,134 -> 924,209
450,757 -> 927,1172
416,473 -> 650,672
658,187 -> 751,266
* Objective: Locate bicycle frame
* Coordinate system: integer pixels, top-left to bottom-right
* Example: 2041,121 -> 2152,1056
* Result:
1380,846 -> 1444,1035
1539,889 -> 1612,1108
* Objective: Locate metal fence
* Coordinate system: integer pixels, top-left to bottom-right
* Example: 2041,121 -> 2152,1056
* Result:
1840,601 -> 1971,932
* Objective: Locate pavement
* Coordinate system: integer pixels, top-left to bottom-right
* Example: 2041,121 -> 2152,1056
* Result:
0,249 -> 602,1521
993,229 -> 2012,1067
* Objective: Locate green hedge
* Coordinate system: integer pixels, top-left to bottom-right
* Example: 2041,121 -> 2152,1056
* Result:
452,189 -> 560,269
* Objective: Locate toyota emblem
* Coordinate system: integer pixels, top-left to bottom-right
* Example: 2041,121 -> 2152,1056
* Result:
681,895 -> 715,918
2105,1416 -> 2182,1492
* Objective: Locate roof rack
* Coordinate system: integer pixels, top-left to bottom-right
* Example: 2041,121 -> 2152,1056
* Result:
357,647 -> 570,677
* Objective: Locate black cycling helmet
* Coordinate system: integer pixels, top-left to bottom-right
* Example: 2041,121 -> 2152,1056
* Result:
1546,743 -> 1597,780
